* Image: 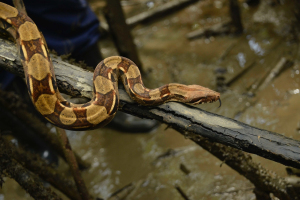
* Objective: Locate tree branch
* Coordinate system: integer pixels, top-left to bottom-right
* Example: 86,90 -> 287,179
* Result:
0,90 -> 90,170
56,128 -> 92,200
2,136 -> 81,200
189,134 -> 296,200
1,38 -> 300,169
0,136 -> 62,200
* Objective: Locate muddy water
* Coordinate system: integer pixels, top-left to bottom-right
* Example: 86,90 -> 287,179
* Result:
1,0 -> 300,199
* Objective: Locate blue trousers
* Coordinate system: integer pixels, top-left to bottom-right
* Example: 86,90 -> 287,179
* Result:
1,0 -> 101,88
1,0 -> 101,56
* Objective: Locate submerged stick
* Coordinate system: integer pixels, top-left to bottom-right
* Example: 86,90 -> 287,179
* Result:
186,19 -> 231,40
0,136 -> 62,200
56,128 -> 91,200
2,136 -> 81,200
189,134 -> 295,200
258,57 -> 293,91
126,0 -> 200,28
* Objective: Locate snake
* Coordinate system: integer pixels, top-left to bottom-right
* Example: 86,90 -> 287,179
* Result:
0,3 -> 220,130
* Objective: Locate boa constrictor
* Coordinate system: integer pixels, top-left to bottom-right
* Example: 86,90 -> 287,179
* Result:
0,3 -> 220,130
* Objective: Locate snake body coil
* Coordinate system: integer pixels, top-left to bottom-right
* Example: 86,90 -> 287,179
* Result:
0,3 -> 220,130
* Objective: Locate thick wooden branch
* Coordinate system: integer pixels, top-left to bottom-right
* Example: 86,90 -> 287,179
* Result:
1,38 -> 300,169
120,101 -> 300,169
189,134 -> 295,199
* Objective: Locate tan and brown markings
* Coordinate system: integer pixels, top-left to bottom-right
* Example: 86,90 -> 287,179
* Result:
0,3 -> 221,130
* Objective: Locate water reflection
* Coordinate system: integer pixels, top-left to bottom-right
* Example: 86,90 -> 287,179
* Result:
146,1 -> 154,9
247,37 -> 265,56
236,52 -> 246,68
290,89 -> 300,94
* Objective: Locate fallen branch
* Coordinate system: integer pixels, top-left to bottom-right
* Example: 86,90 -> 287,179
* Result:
0,90 -> 90,170
190,134 -> 297,200
0,136 -> 62,200
126,0 -> 200,28
175,185 -> 190,200
258,57 -> 293,91
225,61 -> 256,87
226,37 -> 283,89
1,38 -> 300,169
2,136 -> 81,200
186,19 -> 231,40
186,0 -> 243,40
108,183 -> 135,200
56,128 -> 91,200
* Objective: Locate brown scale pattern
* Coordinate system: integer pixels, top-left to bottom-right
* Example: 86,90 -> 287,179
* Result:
29,74 -> 54,103
95,90 -> 118,115
94,63 -> 110,80
8,12 -> 33,28
118,57 -> 132,72
159,85 -> 171,100
141,98 -> 156,105
22,38 -> 46,61
44,101 -> 64,125
127,75 -> 150,99
45,103 -> 93,129
60,100 -> 71,107
71,108 -> 92,128
0,19 -> 19,40
0,18 -> 13,30
110,69 -> 118,82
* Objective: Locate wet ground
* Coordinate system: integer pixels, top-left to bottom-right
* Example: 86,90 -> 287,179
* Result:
1,0 -> 300,199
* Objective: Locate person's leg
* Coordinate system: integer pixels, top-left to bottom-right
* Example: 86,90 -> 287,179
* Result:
72,42 -> 103,67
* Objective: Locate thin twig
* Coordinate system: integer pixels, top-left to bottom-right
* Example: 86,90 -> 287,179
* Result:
258,57 -> 293,91
108,183 -> 135,200
175,185 -> 190,200
56,128 -> 92,200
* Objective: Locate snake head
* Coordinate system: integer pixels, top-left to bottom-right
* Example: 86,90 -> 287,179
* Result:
185,85 -> 220,106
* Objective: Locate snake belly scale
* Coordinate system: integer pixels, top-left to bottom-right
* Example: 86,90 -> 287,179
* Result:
0,3 -> 220,130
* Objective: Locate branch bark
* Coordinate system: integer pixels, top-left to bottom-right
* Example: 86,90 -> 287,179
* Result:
190,134 -> 296,200
0,136 -> 62,200
0,90 -> 90,170
56,128 -> 92,200
2,136 -> 81,200
1,38 -> 300,169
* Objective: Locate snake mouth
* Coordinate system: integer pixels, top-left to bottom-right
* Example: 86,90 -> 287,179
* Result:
192,96 -> 221,107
